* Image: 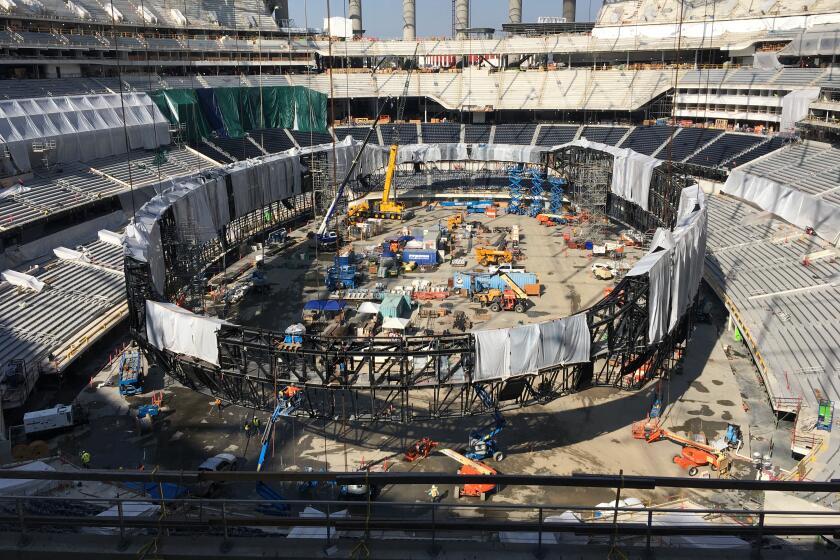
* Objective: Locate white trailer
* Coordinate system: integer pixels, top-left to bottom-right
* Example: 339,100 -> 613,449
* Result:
22,404 -> 83,436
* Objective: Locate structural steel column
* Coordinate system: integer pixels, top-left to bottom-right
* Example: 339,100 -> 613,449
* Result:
563,0 -> 575,22
508,0 -> 522,24
402,0 -> 416,41
454,0 -> 469,39
349,0 -> 363,36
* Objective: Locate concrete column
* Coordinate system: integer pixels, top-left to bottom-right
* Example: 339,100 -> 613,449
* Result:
508,0 -> 522,24
402,0 -> 416,41
454,0 -> 469,39
274,0 -> 289,23
563,0 -> 575,22
349,0 -> 363,36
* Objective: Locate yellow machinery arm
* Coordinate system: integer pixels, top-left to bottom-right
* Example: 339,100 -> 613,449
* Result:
499,272 -> 529,301
381,144 -> 399,208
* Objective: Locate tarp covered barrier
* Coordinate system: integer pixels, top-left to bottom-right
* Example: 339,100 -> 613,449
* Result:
150,89 -> 212,144
152,86 -> 326,140
473,313 -> 591,380
145,300 -> 227,366
0,93 -> 170,173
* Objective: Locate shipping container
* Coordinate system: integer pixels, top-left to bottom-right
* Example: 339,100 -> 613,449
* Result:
334,249 -> 355,267
451,271 -> 538,294
402,249 -> 438,265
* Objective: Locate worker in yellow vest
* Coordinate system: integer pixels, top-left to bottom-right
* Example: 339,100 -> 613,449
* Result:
80,450 -> 91,469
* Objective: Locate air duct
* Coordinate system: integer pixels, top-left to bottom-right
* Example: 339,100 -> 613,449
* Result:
454,0 -> 469,39
349,0 -> 363,36
563,0 -> 575,22
402,0 -> 416,41
508,0 -> 522,24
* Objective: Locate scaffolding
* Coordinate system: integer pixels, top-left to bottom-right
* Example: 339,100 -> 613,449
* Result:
507,165 -> 525,215
549,176 -> 565,214
529,170 -> 544,217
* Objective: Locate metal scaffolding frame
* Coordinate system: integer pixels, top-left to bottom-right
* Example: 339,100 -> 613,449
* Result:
125,145 -> 698,422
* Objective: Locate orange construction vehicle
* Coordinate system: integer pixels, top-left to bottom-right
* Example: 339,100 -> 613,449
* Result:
633,419 -> 729,477
438,448 -> 497,500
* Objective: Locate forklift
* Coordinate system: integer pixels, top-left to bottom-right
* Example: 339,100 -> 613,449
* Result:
472,288 -> 526,313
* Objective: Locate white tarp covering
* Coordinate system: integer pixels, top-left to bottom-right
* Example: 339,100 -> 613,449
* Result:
723,168 -> 840,244
397,143 -> 469,163
0,184 -> 31,199
780,88 -> 820,132
97,229 -> 124,247
382,317 -> 411,330
145,300 -> 227,366
753,51 -> 782,70
229,153 -> 302,219
53,246 -> 90,263
470,144 -> 546,164
2,269 -> 45,292
628,249 -> 672,343
562,139 -> 661,211
0,93 -> 170,173
474,313 -> 591,380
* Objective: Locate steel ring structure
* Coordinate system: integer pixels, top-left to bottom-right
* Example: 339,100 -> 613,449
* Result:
123,139 -> 707,422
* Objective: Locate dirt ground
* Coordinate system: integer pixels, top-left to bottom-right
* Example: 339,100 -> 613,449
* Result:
227,207 -> 643,334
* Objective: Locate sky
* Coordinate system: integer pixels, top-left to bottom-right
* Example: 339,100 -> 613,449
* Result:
288,0 -> 605,39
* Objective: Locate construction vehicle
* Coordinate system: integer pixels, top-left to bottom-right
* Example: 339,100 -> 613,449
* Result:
475,247 -> 513,267
466,385 -> 506,462
256,387 -> 303,472
633,420 -> 741,477
23,404 -> 87,436
673,447 -> 722,476
117,350 -> 143,396
592,262 -> 616,280
472,288 -> 526,313
404,437 -> 438,462
439,448 -> 497,500
346,48 -> 418,223
447,213 -> 464,230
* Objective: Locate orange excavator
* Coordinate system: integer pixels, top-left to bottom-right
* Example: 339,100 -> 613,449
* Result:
439,448 -> 497,500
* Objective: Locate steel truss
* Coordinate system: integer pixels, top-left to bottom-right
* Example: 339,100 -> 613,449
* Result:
127,146 -> 699,421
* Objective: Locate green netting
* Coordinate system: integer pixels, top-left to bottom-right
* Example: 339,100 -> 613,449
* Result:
212,87 -> 246,139
149,89 -> 212,144
152,85 -> 326,141
293,86 -> 327,132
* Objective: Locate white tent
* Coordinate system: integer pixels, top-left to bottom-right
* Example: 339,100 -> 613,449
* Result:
382,317 -> 411,330
358,301 -> 381,314
287,506 -> 348,539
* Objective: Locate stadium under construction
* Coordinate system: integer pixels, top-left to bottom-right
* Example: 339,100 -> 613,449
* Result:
0,1 -> 839,558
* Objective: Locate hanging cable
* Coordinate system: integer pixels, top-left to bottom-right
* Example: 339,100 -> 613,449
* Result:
108,0 -> 137,220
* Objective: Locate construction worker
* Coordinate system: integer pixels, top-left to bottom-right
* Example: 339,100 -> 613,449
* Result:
252,416 -> 261,430
80,450 -> 91,469
243,421 -> 252,438
212,398 -> 223,416
427,484 -> 440,503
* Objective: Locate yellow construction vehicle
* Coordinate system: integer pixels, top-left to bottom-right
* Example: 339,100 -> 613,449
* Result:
475,247 -> 513,267
447,212 -> 464,230
370,144 -> 405,220
472,288 -> 527,313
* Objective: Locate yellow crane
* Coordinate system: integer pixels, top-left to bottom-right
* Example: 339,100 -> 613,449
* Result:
348,46 -> 418,222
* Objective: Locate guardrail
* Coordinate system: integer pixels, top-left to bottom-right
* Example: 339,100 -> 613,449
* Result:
0,470 -> 837,554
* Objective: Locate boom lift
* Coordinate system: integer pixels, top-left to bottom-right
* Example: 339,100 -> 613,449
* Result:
438,448 -> 497,500
256,387 -> 302,472
466,385 -> 507,462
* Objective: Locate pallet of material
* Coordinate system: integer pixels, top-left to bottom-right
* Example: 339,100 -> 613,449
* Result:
412,290 -> 449,301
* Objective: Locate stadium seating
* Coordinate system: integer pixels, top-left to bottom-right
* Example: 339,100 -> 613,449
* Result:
737,141 -> 840,207
380,124 -> 418,145
335,126 -> 374,143
580,126 -> 629,146
724,137 -> 791,169
289,130 -> 334,148
464,125 -> 492,143
493,123 -> 537,145
656,128 -> 722,162
535,125 -> 579,146
208,137 -> 266,161
686,133 -> 765,168
421,123 -> 461,143
619,126 -> 674,156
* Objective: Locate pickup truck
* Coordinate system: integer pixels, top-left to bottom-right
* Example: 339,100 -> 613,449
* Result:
488,263 -> 526,275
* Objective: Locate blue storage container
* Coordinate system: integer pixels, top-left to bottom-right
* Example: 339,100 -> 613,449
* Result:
334,250 -> 354,267
584,241 -> 594,250
402,249 -> 437,265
